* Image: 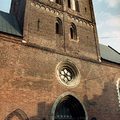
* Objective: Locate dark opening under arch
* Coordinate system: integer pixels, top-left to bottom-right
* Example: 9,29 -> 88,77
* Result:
70,28 -> 73,39
70,23 -> 77,40
56,22 -> 59,34
68,0 -> 71,8
55,95 -> 86,120
56,0 -> 62,5
56,17 -> 63,35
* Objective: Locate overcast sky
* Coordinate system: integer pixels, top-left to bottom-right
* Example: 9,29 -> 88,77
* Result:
93,0 -> 120,53
0,0 -> 120,52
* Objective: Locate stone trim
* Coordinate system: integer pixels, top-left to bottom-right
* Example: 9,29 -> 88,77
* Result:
116,78 -> 120,107
51,92 -> 88,120
4,109 -> 29,120
56,60 -> 80,88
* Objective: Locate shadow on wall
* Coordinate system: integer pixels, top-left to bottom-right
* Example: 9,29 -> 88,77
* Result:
4,109 -> 29,120
4,81 -> 120,120
4,102 -> 51,120
84,81 -> 120,120
30,102 -> 51,120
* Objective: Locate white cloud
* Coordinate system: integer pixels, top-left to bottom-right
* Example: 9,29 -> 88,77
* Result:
98,0 -> 103,2
93,0 -> 120,52
105,0 -> 120,8
112,31 -> 120,37
96,12 -> 120,52
99,31 -> 120,38
96,0 -> 120,8
105,15 -> 120,28
97,13 -> 120,28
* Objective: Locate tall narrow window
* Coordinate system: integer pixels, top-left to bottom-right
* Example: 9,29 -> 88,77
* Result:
56,22 -> 59,34
70,28 -> 73,39
56,0 -> 62,5
75,0 -> 79,12
70,23 -> 77,40
37,19 -> 40,31
85,7 -> 87,12
68,0 -> 71,8
56,18 -> 63,35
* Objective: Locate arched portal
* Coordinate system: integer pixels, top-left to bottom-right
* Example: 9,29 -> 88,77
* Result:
51,92 -> 88,120
4,109 -> 29,120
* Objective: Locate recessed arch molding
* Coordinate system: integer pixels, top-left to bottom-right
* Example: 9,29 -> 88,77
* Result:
4,109 -> 29,120
51,92 -> 88,120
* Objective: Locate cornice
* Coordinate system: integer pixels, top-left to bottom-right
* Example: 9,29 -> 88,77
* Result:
31,1 -> 94,27
31,1 -> 63,15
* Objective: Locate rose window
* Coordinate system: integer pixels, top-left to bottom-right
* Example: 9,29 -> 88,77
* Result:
56,60 -> 80,88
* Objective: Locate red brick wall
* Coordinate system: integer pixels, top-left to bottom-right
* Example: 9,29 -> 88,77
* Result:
0,0 -> 120,120
0,34 -> 120,120
23,0 -> 100,61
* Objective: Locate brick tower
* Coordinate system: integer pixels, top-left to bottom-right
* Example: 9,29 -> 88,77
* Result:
1,0 -> 120,120
10,0 -> 100,61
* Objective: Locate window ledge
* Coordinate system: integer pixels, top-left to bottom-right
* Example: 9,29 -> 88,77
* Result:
69,37 -> 79,43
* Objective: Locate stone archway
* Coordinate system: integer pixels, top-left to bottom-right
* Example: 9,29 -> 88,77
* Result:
4,109 -> 29,120
51,92 -> 88,120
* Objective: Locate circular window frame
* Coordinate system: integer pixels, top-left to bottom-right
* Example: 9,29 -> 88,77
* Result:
56,60 -> 80,88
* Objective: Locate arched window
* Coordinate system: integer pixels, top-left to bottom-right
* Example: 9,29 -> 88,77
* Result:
56,18 -> 63,35
75,0 -> 79,12
68,0 -> 71,8
55,95 -> 86,120
4,109 -> 29,120
68,0 -> 79,11
56,0 -> 62,5
70,23 -> 77,40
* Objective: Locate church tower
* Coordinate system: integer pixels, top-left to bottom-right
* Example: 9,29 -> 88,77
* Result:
7,1 -> 101,120
3,0 -> 120,120
10,0 -> 100,61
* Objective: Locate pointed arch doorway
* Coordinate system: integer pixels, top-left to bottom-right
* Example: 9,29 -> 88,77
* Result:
51,93 -> 88,120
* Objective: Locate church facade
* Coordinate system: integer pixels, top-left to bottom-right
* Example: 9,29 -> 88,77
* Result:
0,0 -> 120,120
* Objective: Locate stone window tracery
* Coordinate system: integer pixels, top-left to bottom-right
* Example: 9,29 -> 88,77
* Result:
56,60 -> 80,88
60,68 -> 72,83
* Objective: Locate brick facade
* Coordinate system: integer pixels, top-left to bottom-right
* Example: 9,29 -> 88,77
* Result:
0,0 -> 120,120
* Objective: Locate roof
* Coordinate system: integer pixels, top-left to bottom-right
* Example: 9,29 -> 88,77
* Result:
99,44 -> 120,64
0,11 -> 22,37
